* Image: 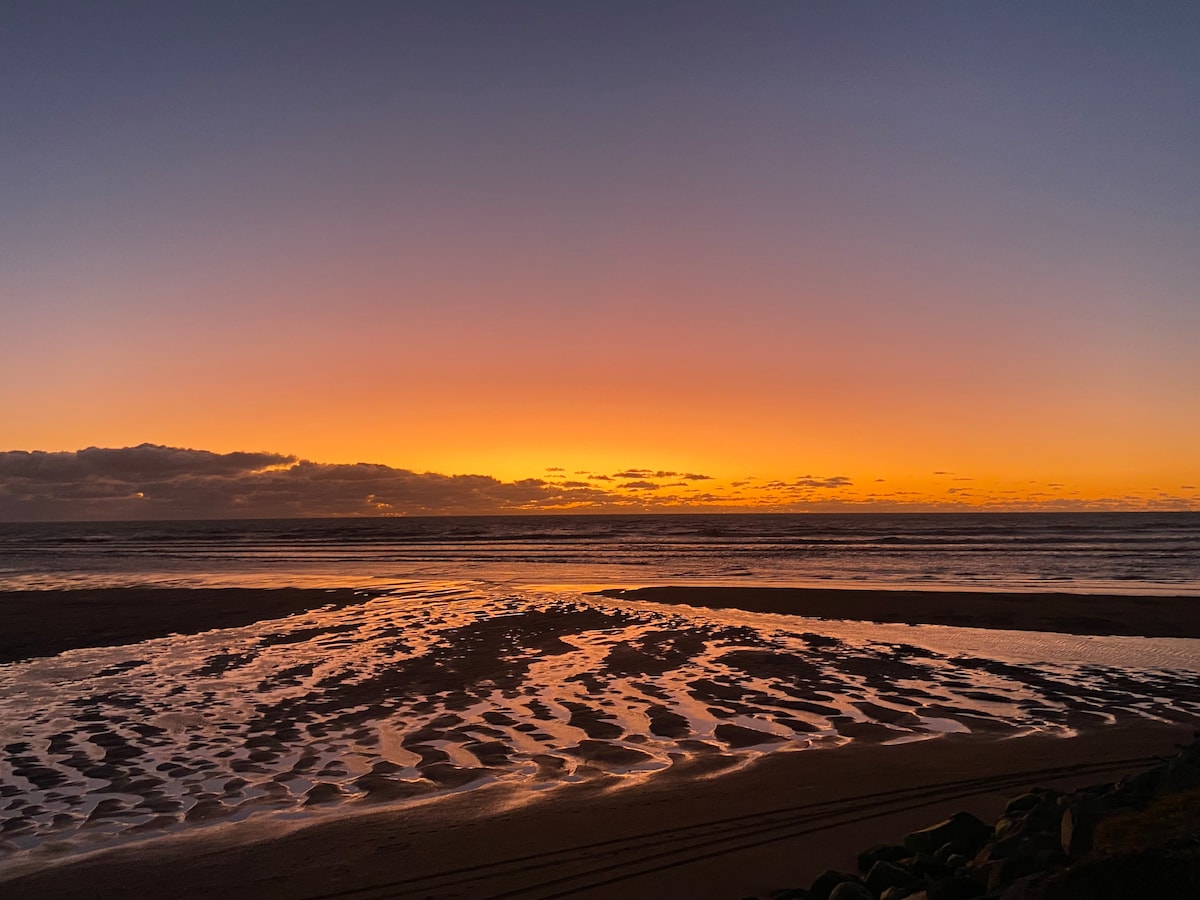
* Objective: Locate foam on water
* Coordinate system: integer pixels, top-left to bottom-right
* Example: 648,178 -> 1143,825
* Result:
3,512 -> 1199,595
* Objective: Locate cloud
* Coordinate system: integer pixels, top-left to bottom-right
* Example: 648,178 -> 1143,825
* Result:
609,469 -> 706,481
7,445 -> 1188,520
0,444 -> 641,520
0,444 -> 292,481
763,475 -> 853,490
613,469 -> 654,479
0,445 -> 741,520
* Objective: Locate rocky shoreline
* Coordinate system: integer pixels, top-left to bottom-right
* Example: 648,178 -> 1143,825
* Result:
761,736 -> 1200,900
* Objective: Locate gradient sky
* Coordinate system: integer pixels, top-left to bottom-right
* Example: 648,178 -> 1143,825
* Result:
2,1 -> 1198,515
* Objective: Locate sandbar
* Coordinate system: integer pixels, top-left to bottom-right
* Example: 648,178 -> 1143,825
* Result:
598,586 -> 1200,638
0,587 -> 376,664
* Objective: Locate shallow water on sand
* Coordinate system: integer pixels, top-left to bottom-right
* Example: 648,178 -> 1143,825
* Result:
2,583 -> 1199,870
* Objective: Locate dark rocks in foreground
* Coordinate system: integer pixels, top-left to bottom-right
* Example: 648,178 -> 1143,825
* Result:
752,736 -> 1200,900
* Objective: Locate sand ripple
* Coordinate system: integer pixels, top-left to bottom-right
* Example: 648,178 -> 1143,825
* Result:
2,585 -> 1199,867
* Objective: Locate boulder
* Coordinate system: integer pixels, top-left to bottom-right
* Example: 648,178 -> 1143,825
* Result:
925,874 -> 985,900
993,815 -> 1022,841
1038,846 -> 1200,899
998,873 -> 1048,900
976,839 -> 1043,893
907,851 -> 946,878
866,860 -> 916,894
1004,793 -> 1043,817
1116,767 -> 1160,804
811,870 -> 859,900
1060,794 -> 1112,858
829,883 -> 875,900
905,812 -> 992,857
859,843 -> 912,872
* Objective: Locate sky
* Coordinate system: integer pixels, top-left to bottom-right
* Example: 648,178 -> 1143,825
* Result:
2,1 -> 1198,517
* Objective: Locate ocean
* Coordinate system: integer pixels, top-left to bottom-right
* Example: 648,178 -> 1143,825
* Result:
2,511 -> 1199,594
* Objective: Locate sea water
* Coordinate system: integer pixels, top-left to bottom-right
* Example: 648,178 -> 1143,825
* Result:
1,512 -> 1198,594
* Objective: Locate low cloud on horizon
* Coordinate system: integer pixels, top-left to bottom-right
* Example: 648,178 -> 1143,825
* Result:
0,444 -> 746,521
1,444 -> 1191,521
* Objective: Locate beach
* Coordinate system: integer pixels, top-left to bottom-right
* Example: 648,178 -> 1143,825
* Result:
2,581 -> 1199,897
7,0 -> 1200,890
5,726 -> 1193,900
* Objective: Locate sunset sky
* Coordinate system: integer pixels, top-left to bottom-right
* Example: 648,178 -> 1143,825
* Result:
2,2 -> 1198,516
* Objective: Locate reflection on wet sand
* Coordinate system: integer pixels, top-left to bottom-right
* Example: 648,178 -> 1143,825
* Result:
2,584 -> 1200,870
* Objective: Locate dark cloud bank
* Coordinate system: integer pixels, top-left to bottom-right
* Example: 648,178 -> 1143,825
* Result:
0,445 -> 740,521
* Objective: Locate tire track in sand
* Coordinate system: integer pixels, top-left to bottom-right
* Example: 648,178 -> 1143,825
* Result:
305,753 -> 1161,900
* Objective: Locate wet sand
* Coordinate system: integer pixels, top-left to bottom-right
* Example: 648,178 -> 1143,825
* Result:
0,588 -> 377,664
5,585 -> 1195,667
2,585 -> 1199,897
3,724 -> 1194,900
599,585 -> 1200,638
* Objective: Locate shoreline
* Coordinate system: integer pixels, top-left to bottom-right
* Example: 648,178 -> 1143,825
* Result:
598,585 -> 1200,639
3,724 -> 1194,899
3,583 -> 1197,667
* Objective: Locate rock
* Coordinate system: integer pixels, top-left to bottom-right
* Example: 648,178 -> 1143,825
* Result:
829,883 -> 875,900
866,860 -> 916,894
1005,793 -> 1043,817
1021,793 -> 1067,837
811,870 -> 859,900
908,851 -> 945,878
1159,756 -> 1200,793
974,838 -> 1044,893
998,873 -> 1047,900
905,812 -> 993,857
1117,767 -> 1160,804
859,843 -> 911,872
1039,846 -> 1200,899
1060,794 -> 1112,858
993,815 -> 1023,841
925,874 -> 985,900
